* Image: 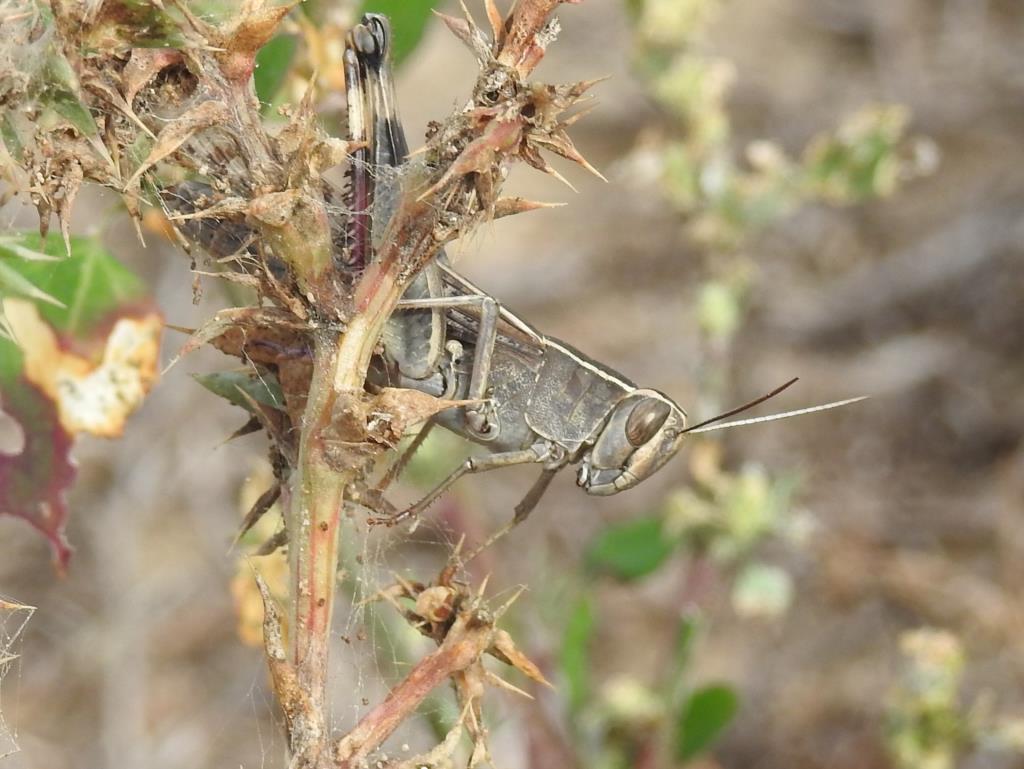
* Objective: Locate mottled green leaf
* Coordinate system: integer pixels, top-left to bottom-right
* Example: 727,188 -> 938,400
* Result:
560,597 -> 595,713
586,516 -> 678,581
676,684 -> 739,762
358,0 -> 439,66
0,232 -> 154,571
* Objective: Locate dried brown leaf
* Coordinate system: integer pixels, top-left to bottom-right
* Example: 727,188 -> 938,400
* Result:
127,100 -> 231,188
490,628 -> 553,688
122,48 -> 186,105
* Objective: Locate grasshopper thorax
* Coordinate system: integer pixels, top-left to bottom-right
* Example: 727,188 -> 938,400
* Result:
577,389 -> 688,496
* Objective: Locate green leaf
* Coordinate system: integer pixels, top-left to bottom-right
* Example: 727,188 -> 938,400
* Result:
0,233 -> 144,337
586,516 -> 678,581
44,88 -> 99,137
0,261 -> 65,308
676,684 -> 739,763
193,370 -> 285,412
1,113 -> 24,161
357,0 -> 439,66
254,33 -> 298,108
0,236 -> 63,262
0,232 -> 155,571
560,597 -> 595,714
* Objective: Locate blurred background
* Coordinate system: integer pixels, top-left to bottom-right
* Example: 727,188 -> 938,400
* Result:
2,0 -> 1024,767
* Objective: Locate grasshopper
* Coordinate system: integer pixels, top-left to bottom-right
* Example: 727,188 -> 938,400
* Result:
349,15 -> 862,542
166,14 -> 861,547
348,15 -> 690,535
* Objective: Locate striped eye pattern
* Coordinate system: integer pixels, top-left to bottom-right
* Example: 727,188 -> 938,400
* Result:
625,398 -> 672,447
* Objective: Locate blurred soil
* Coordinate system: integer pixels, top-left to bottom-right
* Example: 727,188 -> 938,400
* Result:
2,1 -> 1024,768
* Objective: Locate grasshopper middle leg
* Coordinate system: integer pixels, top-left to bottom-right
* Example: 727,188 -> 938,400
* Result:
395,293 -> 499,435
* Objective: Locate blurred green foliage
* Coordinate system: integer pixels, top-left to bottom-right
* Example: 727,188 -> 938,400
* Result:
586,517 -> 679,581
631,0 -> 934,252
554,606 -> 738,768
521,1 -> 939,764
887,628 -> 1024,769
254,33 -> 299,107
561,597 -> 596,715
676,684 -> 738,762
0,233 -> 143,379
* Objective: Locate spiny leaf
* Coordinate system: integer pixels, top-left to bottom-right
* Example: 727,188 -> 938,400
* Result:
0,233 -> 144,338
491,628 -> 553,688
127,100 -> 232,188
0,235 -> 64,262
0,261 -> 65,309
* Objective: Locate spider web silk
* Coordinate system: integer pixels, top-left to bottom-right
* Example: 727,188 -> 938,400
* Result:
0,597 -> 34,761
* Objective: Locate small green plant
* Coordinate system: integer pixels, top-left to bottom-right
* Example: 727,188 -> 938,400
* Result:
887,628 -> 1024,769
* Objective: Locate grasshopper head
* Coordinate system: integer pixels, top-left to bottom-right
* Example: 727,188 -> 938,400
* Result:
578,390 -> 687,496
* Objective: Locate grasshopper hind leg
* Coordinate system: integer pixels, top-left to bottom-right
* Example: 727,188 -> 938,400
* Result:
371,443 -> 567,559
368,445 -> 551,529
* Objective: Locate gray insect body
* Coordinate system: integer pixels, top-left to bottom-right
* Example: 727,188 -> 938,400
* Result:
404,264 -> 687,499
348,14 -> 689,526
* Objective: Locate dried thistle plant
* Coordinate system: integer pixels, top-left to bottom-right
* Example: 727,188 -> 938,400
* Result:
1,0 -> 595,765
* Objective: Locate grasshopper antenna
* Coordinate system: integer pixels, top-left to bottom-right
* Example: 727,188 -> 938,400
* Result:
684,396 -> 869,434
681,377 -> 868,435
681,377 -> 800,434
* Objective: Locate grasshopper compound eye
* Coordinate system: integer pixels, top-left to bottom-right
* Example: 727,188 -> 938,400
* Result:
625,398 -> 672,447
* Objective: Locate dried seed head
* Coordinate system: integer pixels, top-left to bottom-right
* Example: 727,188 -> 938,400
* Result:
415,585 -> 457,623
